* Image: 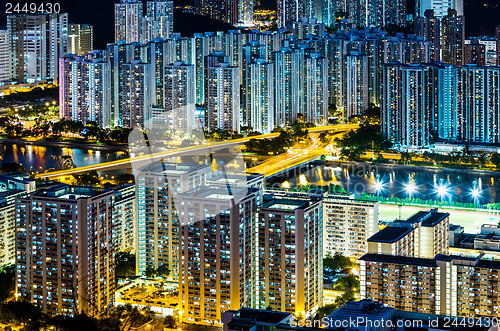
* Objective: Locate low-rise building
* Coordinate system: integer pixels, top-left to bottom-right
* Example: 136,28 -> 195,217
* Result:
368,209 -> 449,258
360,253 -> 500,317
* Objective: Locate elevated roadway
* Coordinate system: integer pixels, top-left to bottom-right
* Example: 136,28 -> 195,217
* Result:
36,124 -> 358,180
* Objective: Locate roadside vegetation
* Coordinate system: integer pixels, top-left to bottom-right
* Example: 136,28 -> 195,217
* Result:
244,120 -> 312,155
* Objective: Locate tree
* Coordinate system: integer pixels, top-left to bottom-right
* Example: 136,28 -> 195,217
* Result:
477,153 -> 489,167
0,265 -> 15,303
334,274 -> 360,292
0,162 -> 26,174
115,173 -> 135,185
313,304 -> 336,320
115,252 -> 136,279
339,147 -> 364,161
163,315 -> 176,329
399,152 -> 412,165
60,155 -> 76,170
318,132 -> 329,145
324,253 -> 355,272
333,291 -> 355,308
335,123 -> 392,151
72,170 -> 101,186
491,153 -> 500,168
143,265 -> 156,279
156,264 -> 170,279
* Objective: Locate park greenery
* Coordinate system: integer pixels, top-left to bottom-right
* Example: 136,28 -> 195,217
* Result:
0,162 -> 27,174
0,300 -> 161,331
115,252 -> 136,280
324,252 -> 356,272
0,116 -> 133,144
335,122 -> 393,161
142,264 -> 171,279
312,253 -> 360,320
0,265 -> 15,303
0,87 -> 57,105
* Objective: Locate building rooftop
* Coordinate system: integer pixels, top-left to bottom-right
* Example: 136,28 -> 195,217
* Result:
360,253 -> 437,267
261,198 -> 313,211
367,226 -> 413,243
361,253 -> 500,269
32,184 -> 111,200
181,185 -> 258,201
327,300 -> 394,326
406,210 -> 449,227
231,308 -> 291,325
207,172 -> 264,186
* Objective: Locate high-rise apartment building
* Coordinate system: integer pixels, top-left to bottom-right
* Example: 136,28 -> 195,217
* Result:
292,18 -> 325,39
429,63 -> 457,140
107,42 -> 138,127
0,191 -> 28,266
135,163 -> 211,278
205,62 -> 240,133
455,65 -> 500,144
415,10 -> 441,62
343,52 -> 369,119
16,185 -> 115,316
496,27 -> 500,66
346,0 -> 406,28
195,0 -> 239,25
249,59 -> 274,134
323,194 -> 379,259
305,53 -> 328,125
382,62 -> 500,147
115,0 -> 143,43
59,55 -> 111,126
121,60 -> 151,128
68,24 -> 93,56
465,37 -> 497,66
144,0 -> 174,41
416,0 -> 463,19
273,47 -> 293,127
178,186 -> 260,325
441,9 -> 465,65
0,29 -> 9,82
277,0 -> 303,28
7,13 -> 68,82
464,40 -> 486,66
252,197 -> 323,314
158,61 -> 196,136
114,184 -> 136,254
381,63 -> 432,148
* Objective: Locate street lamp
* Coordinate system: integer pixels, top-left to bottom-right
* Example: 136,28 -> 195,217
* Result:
404,181 -> 417,197
434,180 -> 450,200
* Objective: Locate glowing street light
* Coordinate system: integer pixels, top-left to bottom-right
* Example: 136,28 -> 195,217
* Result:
404,181 -> 417,197
373,179 -> 385,196
434,181 -> 450,200
469,181 -> 482,204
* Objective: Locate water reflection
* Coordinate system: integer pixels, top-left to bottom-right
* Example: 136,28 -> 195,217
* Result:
275,164 -> 500,204
0,143 -> 125,172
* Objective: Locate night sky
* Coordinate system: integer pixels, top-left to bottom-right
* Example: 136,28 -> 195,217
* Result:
0,0 -> 498,49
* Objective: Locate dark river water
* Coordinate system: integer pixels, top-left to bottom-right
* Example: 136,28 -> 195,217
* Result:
0,143 -> 127,173
268,163 -> 500,205
1,143 -> 500,204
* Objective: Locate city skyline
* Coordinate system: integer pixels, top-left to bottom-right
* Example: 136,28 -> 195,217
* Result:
2,0 -> 500,329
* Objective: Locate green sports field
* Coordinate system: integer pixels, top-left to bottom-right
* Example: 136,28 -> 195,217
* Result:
379,204 -> 499,234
